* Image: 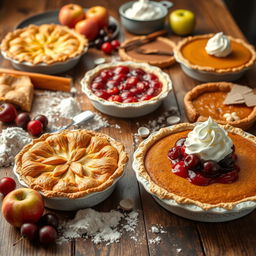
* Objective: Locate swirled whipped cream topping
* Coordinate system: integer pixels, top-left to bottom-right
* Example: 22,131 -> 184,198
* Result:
124,0 -> 163,20
184,117 -> 233,162
205,32 -> 232,57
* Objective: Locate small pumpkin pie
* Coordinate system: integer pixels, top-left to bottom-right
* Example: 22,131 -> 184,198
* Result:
15,130 -> 128,199
119,36 -> 176,68
184,82 -> 256,130
133,118 -> 256,210
0,73 -> 34,112
1,24 -> 88,65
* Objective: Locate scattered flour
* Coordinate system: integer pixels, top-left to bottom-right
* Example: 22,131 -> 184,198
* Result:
149,236 -> 162,244
150,225 -> 167,234
0,127 -> 31,167
57,97 -> 80,119
59,208 -> 139,245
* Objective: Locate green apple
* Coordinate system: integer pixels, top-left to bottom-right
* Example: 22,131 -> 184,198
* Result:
169,9 -> 196,36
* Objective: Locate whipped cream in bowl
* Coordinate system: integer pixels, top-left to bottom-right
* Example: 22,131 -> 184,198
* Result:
184,117 -> 233,162
124,0 -> 163,20
205,32 -> 232,57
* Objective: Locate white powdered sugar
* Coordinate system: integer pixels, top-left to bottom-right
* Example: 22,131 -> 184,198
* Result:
57,97 -> 80,119
149,236 -> 162,244
59,208 -> 139,245
0,127 -> 31,167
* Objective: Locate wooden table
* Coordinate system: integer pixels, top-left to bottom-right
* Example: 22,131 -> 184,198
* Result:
0,0 -> 256,255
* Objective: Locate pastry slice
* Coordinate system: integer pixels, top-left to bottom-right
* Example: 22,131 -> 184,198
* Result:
0,73 -> 34,112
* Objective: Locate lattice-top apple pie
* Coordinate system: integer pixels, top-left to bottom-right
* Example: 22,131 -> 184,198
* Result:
15,130 -> 128,198
1,24 -> 88,65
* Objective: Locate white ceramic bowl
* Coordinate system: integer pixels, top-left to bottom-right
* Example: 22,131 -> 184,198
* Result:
81,61 -> 172,118
13,164 -> 124,211
132,127 -> 256,222
1,46 -> 88,75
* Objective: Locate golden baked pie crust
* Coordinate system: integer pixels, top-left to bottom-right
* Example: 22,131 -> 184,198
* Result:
134,123 -> 256,210
184,82 -> 256,130
1,24 -> 88,65
174,34 -> 256,73
0,73 -> 34,112
119,37 -> 176,68
15,130 -> 128,199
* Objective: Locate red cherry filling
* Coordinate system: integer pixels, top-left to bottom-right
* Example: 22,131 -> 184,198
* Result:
168,137 -> 240,186
90,66 -> 162,103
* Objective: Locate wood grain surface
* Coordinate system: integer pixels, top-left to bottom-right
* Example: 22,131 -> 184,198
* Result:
0,1 -> 255,256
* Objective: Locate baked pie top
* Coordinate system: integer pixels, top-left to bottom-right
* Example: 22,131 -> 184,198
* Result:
134,123 -> 256,210
0,73 -> 34,112
1,24 -> 88,65
184,82 -> 256,130
174,34 -> 256,73
15,130 -> 128,198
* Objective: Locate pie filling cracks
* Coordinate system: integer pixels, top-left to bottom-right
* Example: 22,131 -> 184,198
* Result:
15,130 -> 128,199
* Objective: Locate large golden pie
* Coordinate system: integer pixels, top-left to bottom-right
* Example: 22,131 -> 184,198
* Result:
174,34 -> 256,73
1,24 -> 88,65
133,123 -> 256,210
15,130 -> 128,198
184,82 -> 256,130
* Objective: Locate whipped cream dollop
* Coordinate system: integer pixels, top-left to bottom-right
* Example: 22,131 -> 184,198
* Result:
205,32 -> 232,57
184,117 -> 233,162
124,0 -> 163,20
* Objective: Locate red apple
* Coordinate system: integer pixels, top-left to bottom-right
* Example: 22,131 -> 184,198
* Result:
2,188 -> 44,227
86,6 -> 109,28
75,18 -> 99,40
58,4 -> 85,28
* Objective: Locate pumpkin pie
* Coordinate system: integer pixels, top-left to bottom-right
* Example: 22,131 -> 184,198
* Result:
133,121 -> 256,210
174,34 -> 256,73
119,37 -> 176,68
184,82 -> 256,130
15,130 -> 128,199
1,24 -> 88,65
0,73 -> 34,112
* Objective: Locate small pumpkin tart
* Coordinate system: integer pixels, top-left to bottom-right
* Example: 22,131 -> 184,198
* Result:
184,82 -> 256,130
15,130 -> 128,199
119,36 -> 176,68
174,34 -> 256,73
133,121 -> 256,210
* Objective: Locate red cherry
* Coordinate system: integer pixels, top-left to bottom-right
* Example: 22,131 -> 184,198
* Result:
101,42 -> 113,54
203,161 -> 220,176
108,95 -> 123,102
146,88 -> 155,95
120,91 -> 134,99
112,73 -> 126,83
184,154 -> 200,169
15,112 -> 31,129
0,177 -> 16,196
122,82 -> 134,90
114,66 -> 130,74
27,120 -> 43,136
107,87 -> 119,95
100,70 -> 113,80
94,90 -> 110,100
0,103 -> 18,123
172,161 -> 188,178
216,170 -> 238,184
168,146 -> 181,160
91,82 -> 105,91
34,115 -> 48,129
39,225 -> 57,244
123,97 -> 138,103
130,87 -> 140,95
126,76 -> 140,87
140,94 -> 153,101
93,76 -> 105,83
151,81 -> 162,89
111,40 -> 120,50
189,172 -> 211,186
21,223 -> 38,241
180,145 -> 187,157
137,81 -> 149,93
130,68 -> 146,77
106,80 -> 119,88
143,73 -> 158,81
